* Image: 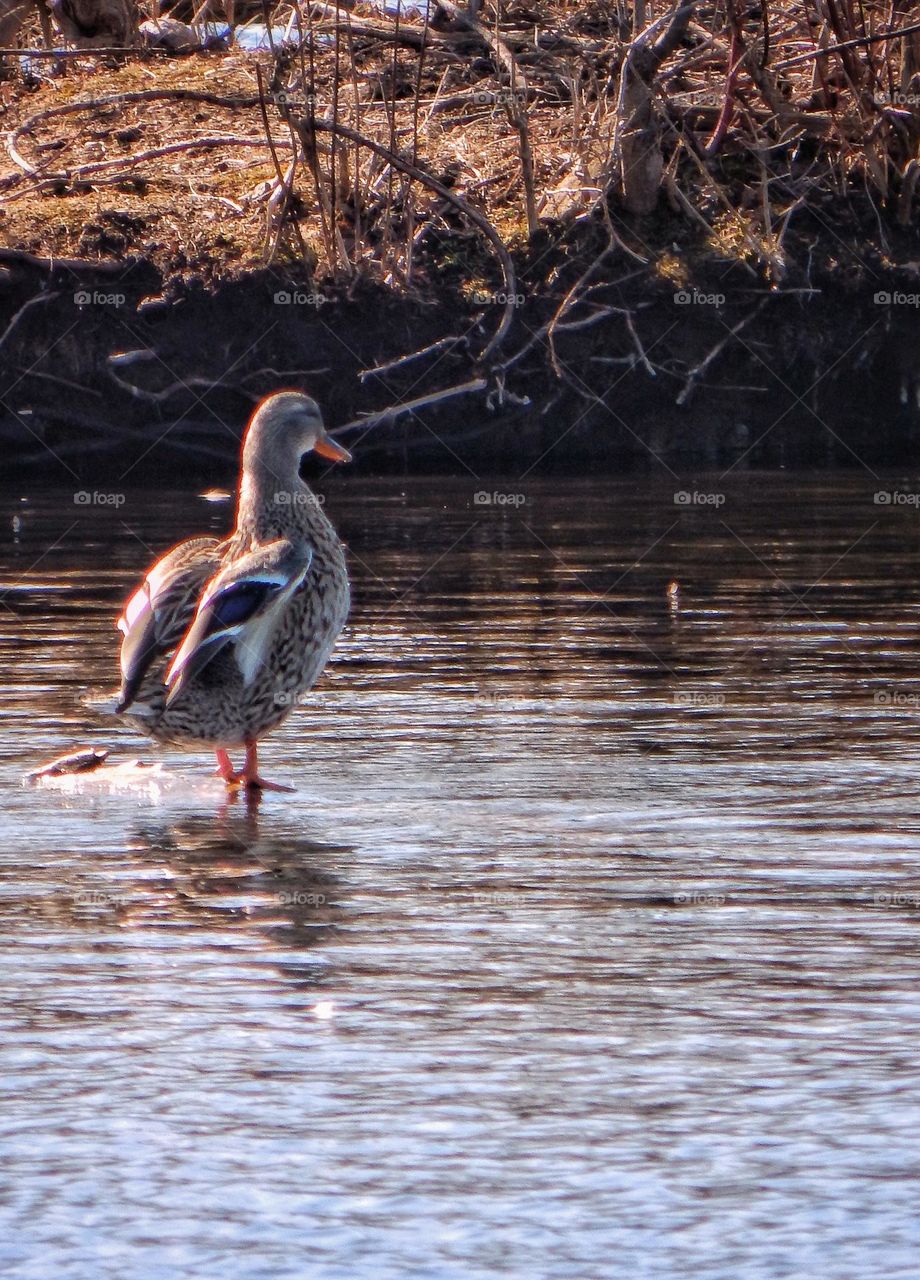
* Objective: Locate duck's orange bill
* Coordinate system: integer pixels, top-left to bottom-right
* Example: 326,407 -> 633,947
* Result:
315,436 -> 352,463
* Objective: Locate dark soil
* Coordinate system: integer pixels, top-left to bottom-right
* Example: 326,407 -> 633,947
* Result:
3,24 -> 920,480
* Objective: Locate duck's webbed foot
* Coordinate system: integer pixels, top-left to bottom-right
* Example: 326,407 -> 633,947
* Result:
214,742 -> 295,792
242,776 -> 295,793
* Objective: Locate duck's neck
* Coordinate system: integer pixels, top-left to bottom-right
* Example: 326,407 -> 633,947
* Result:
233,450 -> 329,549
242,426 -> 301,494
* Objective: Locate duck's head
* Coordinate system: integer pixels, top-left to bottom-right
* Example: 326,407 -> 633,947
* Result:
243,391 -> 352,473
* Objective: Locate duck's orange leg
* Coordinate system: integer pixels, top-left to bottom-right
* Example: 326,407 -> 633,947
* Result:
237,740 -> 294,792
214,748 -> 239,783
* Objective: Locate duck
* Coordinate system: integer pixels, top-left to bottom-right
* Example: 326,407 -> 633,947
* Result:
115,390 -> 351,790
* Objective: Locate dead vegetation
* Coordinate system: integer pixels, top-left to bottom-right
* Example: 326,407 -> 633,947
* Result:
4,4 -> 920,275
2,1 -> 920,447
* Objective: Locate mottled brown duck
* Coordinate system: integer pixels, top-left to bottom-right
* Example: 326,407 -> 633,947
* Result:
115,391 -> 351,790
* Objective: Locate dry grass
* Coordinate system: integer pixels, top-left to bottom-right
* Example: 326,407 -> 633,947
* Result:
1,1 -> 919,292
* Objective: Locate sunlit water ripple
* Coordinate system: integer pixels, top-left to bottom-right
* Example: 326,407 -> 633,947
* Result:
1,473 -> 920,1279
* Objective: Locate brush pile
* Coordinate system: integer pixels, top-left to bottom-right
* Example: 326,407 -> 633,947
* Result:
0,1 -> 919,455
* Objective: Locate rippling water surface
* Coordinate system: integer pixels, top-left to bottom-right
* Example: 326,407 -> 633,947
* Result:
2,473 -> 920,1279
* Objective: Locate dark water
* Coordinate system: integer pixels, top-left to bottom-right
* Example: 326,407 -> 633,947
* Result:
2,474 -> 920,1279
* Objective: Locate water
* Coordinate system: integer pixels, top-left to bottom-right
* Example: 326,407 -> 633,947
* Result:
2,473 -> 920,1279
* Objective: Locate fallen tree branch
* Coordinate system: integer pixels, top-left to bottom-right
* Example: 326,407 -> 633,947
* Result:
107,367 -> 246,403
676,299 -> 769,406
0,45 -> 155,57
359,335 -> 468,382
331,376 -> 488,437
5,88 -> 259,184
773,19 -> 920,72
240,365 -> 331,382
623,308 -> 657,377
0,248 -> 129,273
705,1 -> 743,157
307,2 -> 460,49
15,368 -> 103,397
500,247 -> 619,373
0,291 -> 59,352
16,432 -> 236,466
9,135 -> 295,187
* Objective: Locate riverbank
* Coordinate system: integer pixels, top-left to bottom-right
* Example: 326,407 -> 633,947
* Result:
2,221 -> 919,479
3,4 -> 920,476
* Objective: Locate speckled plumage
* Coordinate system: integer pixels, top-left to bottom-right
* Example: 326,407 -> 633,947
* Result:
116,392 -> 351,763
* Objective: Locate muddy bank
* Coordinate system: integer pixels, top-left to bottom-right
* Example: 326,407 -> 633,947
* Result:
0,237 -> 919,482
5,2 -> 920,480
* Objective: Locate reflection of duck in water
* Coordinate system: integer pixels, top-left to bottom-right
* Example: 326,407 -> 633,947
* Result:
12,806 -> 350,965
115,392 -> 351,791
126,809 -> 347,957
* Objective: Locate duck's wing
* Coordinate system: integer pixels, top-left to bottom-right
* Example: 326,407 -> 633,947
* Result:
164,538 -> 313,706
116,536 -> 224,713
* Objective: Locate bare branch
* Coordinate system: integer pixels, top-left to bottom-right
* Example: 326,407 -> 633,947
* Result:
332,377 -> 489,438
